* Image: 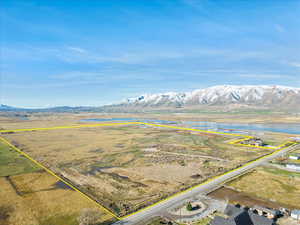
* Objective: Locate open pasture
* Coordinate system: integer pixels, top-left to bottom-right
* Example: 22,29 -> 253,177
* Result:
227,166 -> 300,209
0,142 -> 115,225
2,123 -> 275,216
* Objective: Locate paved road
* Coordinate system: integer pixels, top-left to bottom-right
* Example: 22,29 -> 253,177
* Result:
114,144 -> 299,225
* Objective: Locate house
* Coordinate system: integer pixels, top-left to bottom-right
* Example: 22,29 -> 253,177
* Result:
211,205 -> 275,225
290,137 -> 300,142
289,154 -> 300,160
291,210 -> 300,220
241,138 -> 265,147
286,163 -> 300,171
252,205 -> 280,219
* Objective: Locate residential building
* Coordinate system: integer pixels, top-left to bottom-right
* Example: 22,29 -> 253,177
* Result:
286,163 -> 300,171
211,205 -> 275,225
291,210 -> 300,220
241,138 -> 265,147
252,205 -> 280,219
290,137 -> 300,142
289,154 -> 300,160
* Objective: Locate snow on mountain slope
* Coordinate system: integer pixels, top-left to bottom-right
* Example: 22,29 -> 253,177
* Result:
124,85 -> 300,107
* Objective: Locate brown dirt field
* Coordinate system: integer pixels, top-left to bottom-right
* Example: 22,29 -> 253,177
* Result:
208,186 -> 290,209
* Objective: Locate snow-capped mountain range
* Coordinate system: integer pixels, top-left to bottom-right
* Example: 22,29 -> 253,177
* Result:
124,85 -> 300,107
1,85 -> 299,112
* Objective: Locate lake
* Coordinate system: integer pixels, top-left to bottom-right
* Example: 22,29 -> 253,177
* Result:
80,118 -> 300,135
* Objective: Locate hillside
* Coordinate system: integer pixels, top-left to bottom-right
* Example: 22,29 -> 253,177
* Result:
122,85 -> 300,108
1,85 -> 299,113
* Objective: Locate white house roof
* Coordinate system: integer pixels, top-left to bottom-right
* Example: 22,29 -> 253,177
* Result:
287,163 -> 300,167
291,210 -> 300,215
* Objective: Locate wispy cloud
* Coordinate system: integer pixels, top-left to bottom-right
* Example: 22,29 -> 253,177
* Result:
274,24 -> 285,33
3,44 -> 269,66
239,73 -> 293,79
66,46 -> 87,54
288,62 -> 300,68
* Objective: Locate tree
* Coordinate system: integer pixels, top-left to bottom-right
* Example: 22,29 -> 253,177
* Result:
77,208 -> 101,225
186,202 -> 193,211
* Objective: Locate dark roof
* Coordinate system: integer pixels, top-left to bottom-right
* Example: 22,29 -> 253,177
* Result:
211,205 -> 274,225
234,211 -> 253,225
224,204 -> 244,217
249,211 -> 274,225
210,216 -> 234,225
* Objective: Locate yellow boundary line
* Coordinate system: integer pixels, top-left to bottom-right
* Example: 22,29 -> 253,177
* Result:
0,136 -> 121,220
0,121 -> 297,220
121,141 -> 298,219
0,122 -> 141,133
140,122 -> 291,150
0,121 -> 290,150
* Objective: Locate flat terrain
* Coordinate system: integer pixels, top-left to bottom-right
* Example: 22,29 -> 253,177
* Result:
0,142 -> 115,225
1,112 -> 297,219
2,123 -> 277,216
271,147 -> 300,165
0,142 -> 41,176
1,111 -> 300,131
227,166 -> 300,209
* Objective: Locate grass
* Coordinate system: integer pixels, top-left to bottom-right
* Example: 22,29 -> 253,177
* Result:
39,214 -> 77,225
0,140 -> 115,225
271,179 -> 298,192
0,172 -> 115,225
228,166 -> 300,208
1,125 -> 277,216
262,166 -> 300,178
194,217 -> 212,225
0,142 -> 40,177
145,217 -> 171,225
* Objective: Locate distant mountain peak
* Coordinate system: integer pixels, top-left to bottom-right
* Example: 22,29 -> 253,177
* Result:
123,85 -> 300,107
1,85 -> 299,113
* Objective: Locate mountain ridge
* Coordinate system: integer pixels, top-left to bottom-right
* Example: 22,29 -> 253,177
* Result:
1,85 -> 299,112
122,85 -> 300,108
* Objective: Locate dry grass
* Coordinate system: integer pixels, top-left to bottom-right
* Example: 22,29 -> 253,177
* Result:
1,111 -> 300,131
0,171 -> 114,225
3,124 -> 273,216
228,166 -> 300,208
0,141 -> 114,225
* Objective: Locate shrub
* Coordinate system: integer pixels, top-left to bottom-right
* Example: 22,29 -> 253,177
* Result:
186,202 -> 193,211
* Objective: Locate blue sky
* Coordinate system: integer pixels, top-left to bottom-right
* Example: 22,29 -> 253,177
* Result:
1,0 -> 300,107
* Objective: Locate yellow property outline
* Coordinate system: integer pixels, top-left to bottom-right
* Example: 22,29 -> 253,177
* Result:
0,121 -> 297,220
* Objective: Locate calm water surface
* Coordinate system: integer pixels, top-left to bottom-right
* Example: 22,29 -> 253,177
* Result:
80,118 -> 300,135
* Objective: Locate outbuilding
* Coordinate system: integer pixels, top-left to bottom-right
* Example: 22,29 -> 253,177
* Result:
289,154 -> 300,160
286,163 -> 300,171
291,210 -> 300,220
252,205 -> 280,219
